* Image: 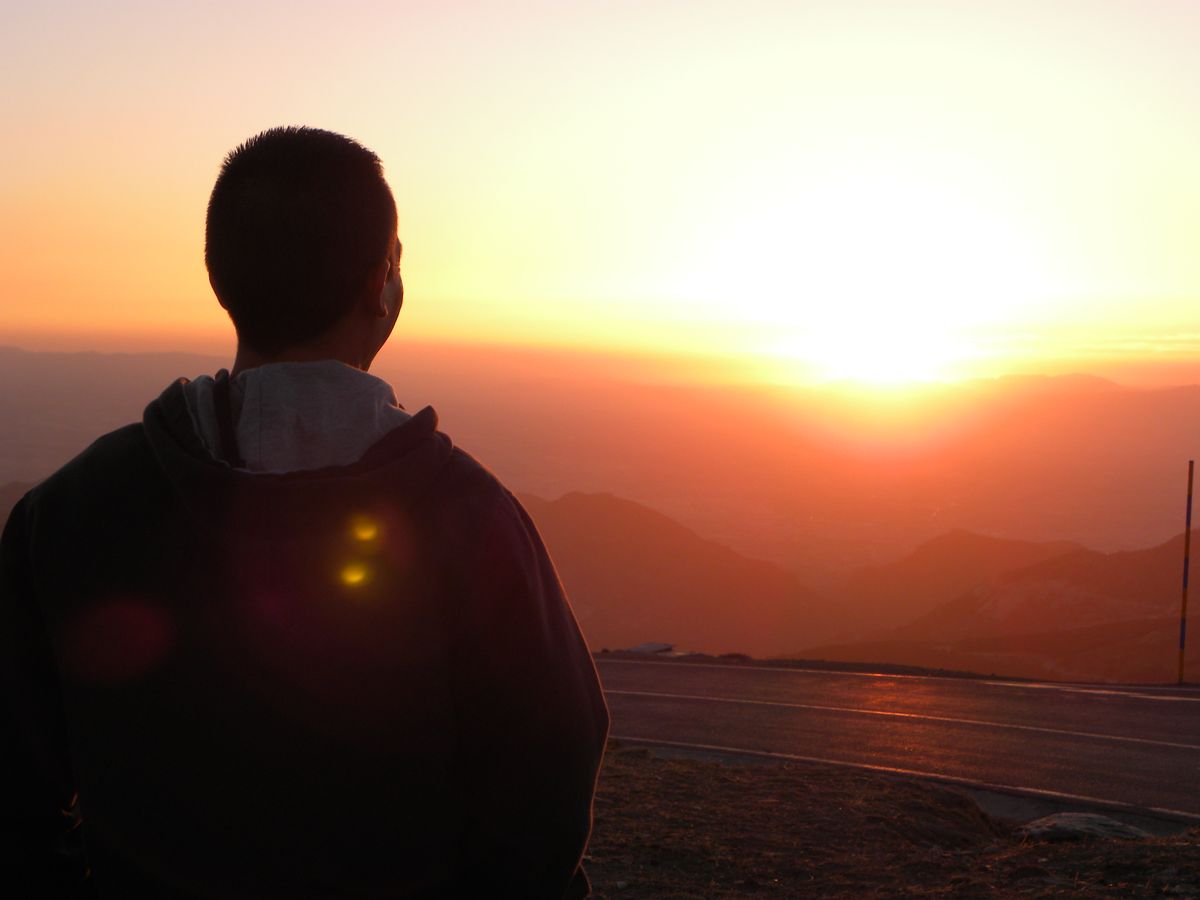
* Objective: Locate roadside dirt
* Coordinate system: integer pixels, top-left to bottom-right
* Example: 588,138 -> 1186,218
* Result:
585,741 -> 1200,898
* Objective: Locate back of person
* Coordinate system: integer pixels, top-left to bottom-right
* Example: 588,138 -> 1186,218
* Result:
0,127 -> 608,898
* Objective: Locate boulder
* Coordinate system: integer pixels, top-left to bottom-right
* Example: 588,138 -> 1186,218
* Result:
1017,813 -> 1152,842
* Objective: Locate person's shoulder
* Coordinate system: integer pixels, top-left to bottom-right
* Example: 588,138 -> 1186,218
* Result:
432,445 -> 519,517
425,443 -> 535,543
436,444 -> 502,494
26,423 -> 153,512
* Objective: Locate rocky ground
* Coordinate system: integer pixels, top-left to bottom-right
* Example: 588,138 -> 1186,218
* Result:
585,741 -> 1200,898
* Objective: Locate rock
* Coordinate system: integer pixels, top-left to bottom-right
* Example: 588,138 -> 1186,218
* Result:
1017,812 -> 1153,842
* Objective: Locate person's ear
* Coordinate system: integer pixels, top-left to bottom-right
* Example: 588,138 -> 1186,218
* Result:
361,258 -> 390,318
209,272 -> 229,311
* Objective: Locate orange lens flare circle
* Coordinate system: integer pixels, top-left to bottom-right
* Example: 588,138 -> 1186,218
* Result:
349,515 -> 380,542
339,562 -> 370,587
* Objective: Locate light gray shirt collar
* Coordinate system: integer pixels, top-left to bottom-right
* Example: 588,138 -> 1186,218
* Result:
182,360 -> 411,474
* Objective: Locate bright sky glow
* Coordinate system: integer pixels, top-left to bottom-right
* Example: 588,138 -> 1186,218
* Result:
2,0 -> 1199,383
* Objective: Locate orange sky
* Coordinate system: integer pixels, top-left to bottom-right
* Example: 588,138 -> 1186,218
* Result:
3,1 -> 1199,384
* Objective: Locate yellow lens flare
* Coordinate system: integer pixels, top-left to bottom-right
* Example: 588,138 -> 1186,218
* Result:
339,562 -> 370,587
349,515 -> 380,542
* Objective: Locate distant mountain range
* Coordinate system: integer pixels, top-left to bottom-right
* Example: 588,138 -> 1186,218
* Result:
520,492 -> 834,656
804,531 -> 1197,682
828,529 -> 1081,639
893,532 -> 1189,642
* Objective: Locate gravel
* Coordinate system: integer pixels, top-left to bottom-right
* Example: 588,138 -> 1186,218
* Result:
585,741 -> 1200,898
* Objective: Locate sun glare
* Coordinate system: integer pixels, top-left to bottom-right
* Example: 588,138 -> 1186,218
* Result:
675,152 -> 1053,385
774,324 -> 968,385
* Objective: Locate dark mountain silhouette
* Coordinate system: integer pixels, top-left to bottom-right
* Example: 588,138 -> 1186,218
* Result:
520,492 -> 833,656
803,531 -> 1197,682
831,530 -> 1082,639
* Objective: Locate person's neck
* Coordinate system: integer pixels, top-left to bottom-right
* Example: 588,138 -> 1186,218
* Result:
230,339 -> 371,378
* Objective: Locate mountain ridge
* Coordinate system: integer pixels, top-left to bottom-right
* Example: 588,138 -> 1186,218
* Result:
830,529 -> 1083,639
519,491 -> 835,656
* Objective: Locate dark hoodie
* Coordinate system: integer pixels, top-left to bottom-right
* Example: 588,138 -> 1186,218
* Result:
0,378 -> 609,898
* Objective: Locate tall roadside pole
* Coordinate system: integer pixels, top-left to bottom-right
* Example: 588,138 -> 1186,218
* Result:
1181,460 -> 1194,685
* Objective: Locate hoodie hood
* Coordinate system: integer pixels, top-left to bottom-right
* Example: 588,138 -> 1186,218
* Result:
142,377 -> 453,538
182,361 -> 412,474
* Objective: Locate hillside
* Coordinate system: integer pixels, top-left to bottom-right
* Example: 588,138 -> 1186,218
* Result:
803,531 -> 1198,682
831,529 -> 1081,639
520,492 -> 833,656
895,531 -> 1193,642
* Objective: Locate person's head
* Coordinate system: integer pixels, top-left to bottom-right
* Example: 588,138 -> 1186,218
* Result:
205,126 -> 401,359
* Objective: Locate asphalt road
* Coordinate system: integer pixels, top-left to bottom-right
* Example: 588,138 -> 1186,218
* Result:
597,656 -> 1200,819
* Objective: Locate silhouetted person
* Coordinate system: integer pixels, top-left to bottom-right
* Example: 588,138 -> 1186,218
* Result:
0,127 -> 609,898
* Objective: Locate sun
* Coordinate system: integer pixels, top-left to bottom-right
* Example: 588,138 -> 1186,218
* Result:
774,322 -> 969,385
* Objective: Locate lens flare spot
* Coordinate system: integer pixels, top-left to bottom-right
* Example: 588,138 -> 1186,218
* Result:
340,562 -> 369,587
349,515 -> 379,542
60,599 -> 175,684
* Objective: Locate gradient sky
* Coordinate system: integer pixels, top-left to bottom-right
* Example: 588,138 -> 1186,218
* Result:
2,0 -> 1199,382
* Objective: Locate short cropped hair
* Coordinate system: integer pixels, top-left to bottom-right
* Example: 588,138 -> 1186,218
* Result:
205,127 -> 397,355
